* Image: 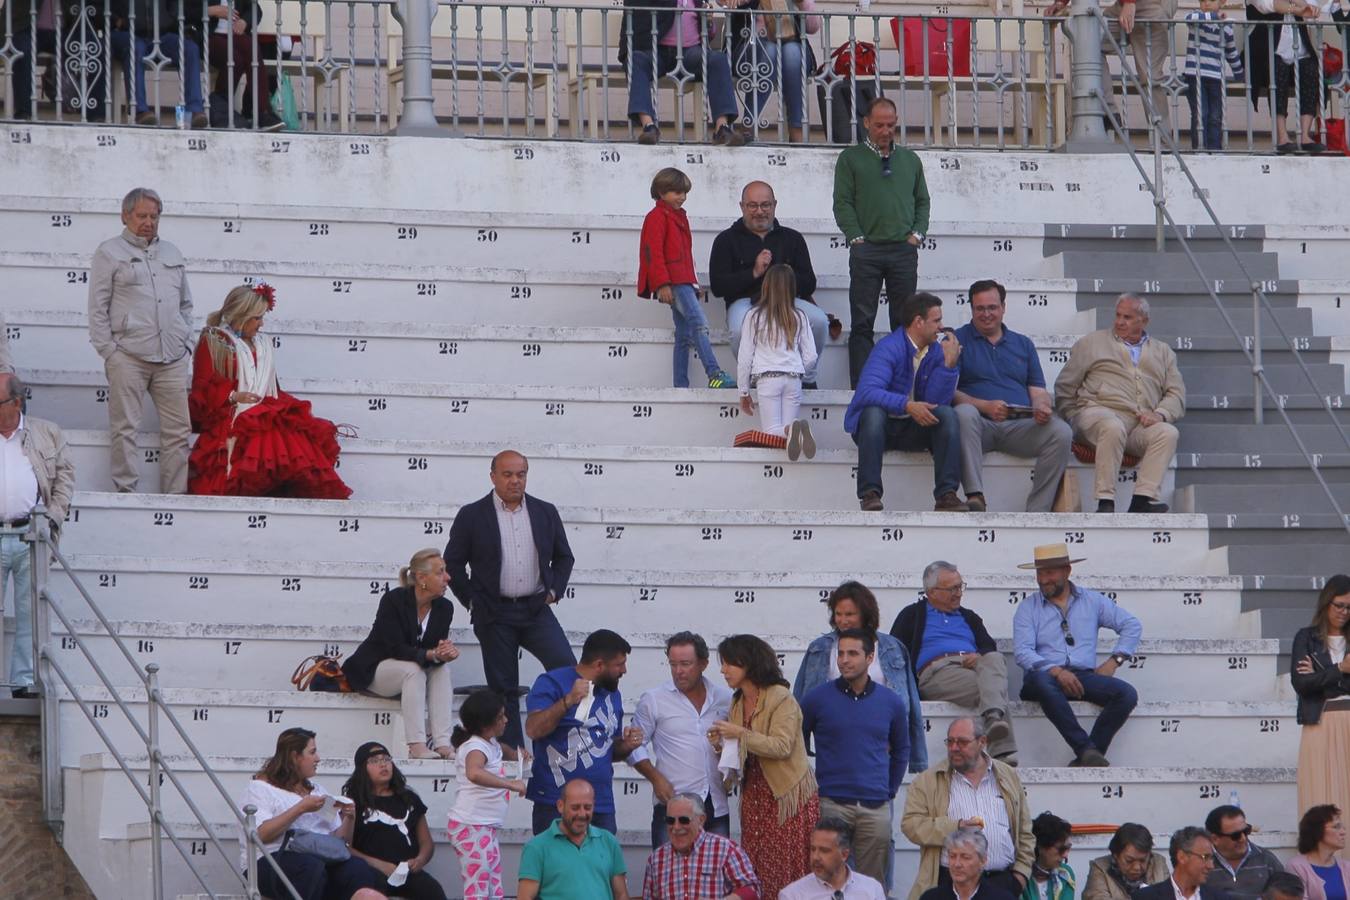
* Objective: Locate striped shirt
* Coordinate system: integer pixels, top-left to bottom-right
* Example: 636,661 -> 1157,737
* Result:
1182,12 -> 1245,81
642,831 -> 761,900
493,492 -> 543,598
945,757 -> 1016,871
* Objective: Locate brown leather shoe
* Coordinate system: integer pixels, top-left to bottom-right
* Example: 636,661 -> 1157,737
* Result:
934,492 -> 969,512
859,490 -> 883,512
965,493 -> 987,512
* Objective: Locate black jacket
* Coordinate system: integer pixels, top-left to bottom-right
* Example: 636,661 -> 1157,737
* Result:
890,600 -> 998,677
919,882 -> 1016,900
1291,625 -> 1350,725
708,217 -> 819,308
1135,881 -> 1232,900
442,491 -> 575,624
341,587 -> 454,692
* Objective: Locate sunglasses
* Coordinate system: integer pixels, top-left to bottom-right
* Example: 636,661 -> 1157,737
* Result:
1218,825 -> 1253,840
665,815 -> 693,825
881,155 -> 892,177
1060,617 -> 1076,647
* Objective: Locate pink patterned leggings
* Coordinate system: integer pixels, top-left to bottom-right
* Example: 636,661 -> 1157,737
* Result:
446,819 -> 504,899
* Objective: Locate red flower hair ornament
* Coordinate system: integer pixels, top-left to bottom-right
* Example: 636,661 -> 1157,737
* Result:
253,281 -> 277,311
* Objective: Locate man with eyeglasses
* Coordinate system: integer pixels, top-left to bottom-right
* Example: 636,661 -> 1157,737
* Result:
891,560 -> 1019,765
1011,542 -> 1141,767
833,95 -> 931,389
630,632 -> 734,848
710,181 -> 829,389
0,373 -> 75,699
951,279 -> 1072,513
1204,805 -> 1285,900
641,792 -> 761,900
780,817 -> 887,899
901,717 -> 1034,900
1134,827 -> 1230,900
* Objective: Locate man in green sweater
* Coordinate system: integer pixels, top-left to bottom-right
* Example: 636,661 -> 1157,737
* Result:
832,97 -> 932,389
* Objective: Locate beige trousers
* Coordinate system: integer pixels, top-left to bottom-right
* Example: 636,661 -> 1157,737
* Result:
369,658 -> 452,749
1103,0 -> 1177,132
818,797 -> 893,887
104,349 -> 191,493
918,653 -> 1017,758
1071,405 -> 1179,501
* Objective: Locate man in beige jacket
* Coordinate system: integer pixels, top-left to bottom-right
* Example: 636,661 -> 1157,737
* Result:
900,716 -> 1034,900
88,187 -> 194,494
1054,294 -> 1185,513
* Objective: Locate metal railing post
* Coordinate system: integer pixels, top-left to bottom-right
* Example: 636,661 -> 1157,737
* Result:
1153,121 -> 1165,250
245,804 -> 261,900
1252,284 -> 1264,426
1065,0 -> 1114,151
25,506 -> 63,836
146,663 -> 165,900
392,0 -> 452,136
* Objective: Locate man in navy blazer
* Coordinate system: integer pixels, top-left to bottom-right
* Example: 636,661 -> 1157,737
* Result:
444,449 -> 578,748
843,291 -> 967,512
1135,827 -> 1233,900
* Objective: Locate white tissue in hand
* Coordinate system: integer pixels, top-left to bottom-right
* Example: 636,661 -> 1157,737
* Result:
575,680 -> 595,723
717,737 -> 741,780
387,862 -> 409,887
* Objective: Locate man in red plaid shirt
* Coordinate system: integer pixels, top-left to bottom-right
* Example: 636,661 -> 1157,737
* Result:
642,793 -> 761,900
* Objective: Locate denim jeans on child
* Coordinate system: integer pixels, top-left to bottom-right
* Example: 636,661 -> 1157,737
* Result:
670,284 -> 724,387
1184,75 -> 1225,149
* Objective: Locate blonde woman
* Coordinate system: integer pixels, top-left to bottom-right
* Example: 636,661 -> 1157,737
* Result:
187,282 -> 350,498
343,550 -> 459,760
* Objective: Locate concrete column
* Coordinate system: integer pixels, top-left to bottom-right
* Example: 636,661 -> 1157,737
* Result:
1064,0 -> 1116,152
392,0 -> 454,137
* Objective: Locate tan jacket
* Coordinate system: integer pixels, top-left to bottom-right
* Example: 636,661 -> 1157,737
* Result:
1054,329 -> 1186,424
728,683 -> 817,824
899,756 -> 1034,900
88,229 -> 194,363
13,416 -> 75,532
1082,853 -> 1171,900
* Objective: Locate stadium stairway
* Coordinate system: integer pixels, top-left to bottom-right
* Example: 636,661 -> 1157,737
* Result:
1,127 -> 1347,898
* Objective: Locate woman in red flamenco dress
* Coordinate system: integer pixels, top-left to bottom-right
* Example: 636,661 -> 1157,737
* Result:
188,283 -> 352,499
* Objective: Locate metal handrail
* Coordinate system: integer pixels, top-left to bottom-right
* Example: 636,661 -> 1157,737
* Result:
13,510 -> 304,900
1086,5 -> 1350,537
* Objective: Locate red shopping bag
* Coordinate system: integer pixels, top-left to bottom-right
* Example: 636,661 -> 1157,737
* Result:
890,16 -> 972,77
1312,117 -> 1349,155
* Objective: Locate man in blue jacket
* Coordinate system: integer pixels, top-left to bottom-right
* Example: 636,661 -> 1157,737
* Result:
844,292 -> 966,511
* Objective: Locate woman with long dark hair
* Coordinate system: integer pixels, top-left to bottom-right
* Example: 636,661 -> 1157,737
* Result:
711,634 -> 819,899
342,741 -> 447,899
1293,574 -> 1350,821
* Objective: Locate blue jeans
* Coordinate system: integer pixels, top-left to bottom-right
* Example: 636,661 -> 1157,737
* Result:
650,794 -> 730,849
852,404 -> 961,501
109,32 -> 205,113
532,802 -> 618,835
1019,666 -> 1138,757
739,38 -> 807,128
726,296 -> 827,384
627,46 -> 740,123
2,534 -> 34,689
670,284 -> 725,387
471,593 -> 576,751
1184,75 -> 1224,150
847,241 -> 919,388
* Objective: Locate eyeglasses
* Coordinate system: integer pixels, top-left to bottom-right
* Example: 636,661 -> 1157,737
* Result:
1055,843 -> 1073,853
366,753 -> 393,764
664,815 -> 693,825
741,202 -> 776,211
1178,849 -> 1215,866
0,396 -> 20,407
1330,601 -> 1350,613
944,737 -> 978,747
1217,825 -> 1252,840
934,583 -> 966,595
881,155 -> 892,177
1060,617 -> 1076,647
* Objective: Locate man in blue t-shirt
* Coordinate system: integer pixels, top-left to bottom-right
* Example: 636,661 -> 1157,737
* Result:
952,278 -> 1072,512
525,628 -> 642,835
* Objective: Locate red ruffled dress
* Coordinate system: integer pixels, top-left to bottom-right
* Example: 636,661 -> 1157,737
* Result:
187,334 -> 352,499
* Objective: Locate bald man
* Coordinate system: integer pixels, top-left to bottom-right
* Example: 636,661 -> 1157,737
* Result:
444,449 -> 577,748
519,780 -> 630,900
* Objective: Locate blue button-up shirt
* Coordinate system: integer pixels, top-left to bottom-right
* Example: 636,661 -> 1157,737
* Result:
1011,583 -> 1142,672
953,323 -> 1044,407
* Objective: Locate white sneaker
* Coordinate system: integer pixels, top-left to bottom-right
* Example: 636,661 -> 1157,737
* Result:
799,419 -> 816,459
787,420 -> 804,461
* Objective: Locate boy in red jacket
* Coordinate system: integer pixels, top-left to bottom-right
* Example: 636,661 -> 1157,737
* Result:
637,167 -> 736,389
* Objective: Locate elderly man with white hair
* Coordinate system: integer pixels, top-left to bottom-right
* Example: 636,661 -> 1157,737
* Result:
918,830 -> 1019,900
641,792 -> 760,900
1053,293 -> 1185,514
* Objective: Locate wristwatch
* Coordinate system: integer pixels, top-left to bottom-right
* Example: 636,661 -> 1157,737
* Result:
1111,652 -> 1130,666
911,232 -> 925,242
850,236 -> 866,246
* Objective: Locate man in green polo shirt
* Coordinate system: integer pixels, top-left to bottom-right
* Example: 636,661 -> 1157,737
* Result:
518,779 -> 630,900
833,96 -> 932,389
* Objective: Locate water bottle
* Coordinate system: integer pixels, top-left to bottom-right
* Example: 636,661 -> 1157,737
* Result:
1229,788 -> 1241,810
175,105 -> 189,130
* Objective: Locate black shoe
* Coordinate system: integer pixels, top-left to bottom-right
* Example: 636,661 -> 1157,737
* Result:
1302,142 -> 1326,155
802,381 -> 818,390
713,123 -> 748,147
1277,141 -> 1298,154
638,123 -> 661,145
255,105 -> 285,132
859,490 -> 883,512
1128,495 -> 1169,513
1096,499 -> 1115,513
11,687 -> 38,699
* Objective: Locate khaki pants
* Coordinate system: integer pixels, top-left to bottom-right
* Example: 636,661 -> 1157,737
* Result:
1071,406 -> 1178,501
1103,0 -> 1177,132
369,658 -> 452,749
104,349 -> 191,494
818,796 -> 893,887
918,653 -> 1017,758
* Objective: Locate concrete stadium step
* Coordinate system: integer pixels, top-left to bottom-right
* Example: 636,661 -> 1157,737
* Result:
1178,424 -> 1350,455
55,620 -> 1285,702
1178,483 -> 1350,515
1177,365 -> 1346,395
1225,543 -> 1349,577
1176,455 -> 1350,487
1056,251 -> 1283,282
52,684 -> 1300,769
28,370 -> 1348,445
62,556 -> 1255,636
1204,514 -> 1350,551
56,492 -> 1223,575
1092,305 -> 1315,337
1042,223 -> 1269,256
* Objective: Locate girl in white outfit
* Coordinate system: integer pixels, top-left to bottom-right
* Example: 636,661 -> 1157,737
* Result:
736,264 -> 819,460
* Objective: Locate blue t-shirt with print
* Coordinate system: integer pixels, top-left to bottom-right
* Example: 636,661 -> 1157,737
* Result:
525,666 -> 624,813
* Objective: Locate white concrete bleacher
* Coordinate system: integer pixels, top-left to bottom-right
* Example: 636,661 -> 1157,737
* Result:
1,128 -> 1347,898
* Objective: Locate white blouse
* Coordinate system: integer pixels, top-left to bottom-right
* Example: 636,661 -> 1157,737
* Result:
236,779 -> 341,872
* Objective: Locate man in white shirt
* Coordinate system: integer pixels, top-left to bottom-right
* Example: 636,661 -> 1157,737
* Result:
630,632 -> 734,848
0,373 -> 75,698
780,818 -> 888,899
1133,827 -> 1225,900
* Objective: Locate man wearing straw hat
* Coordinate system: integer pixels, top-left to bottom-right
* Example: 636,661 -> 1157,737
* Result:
1011,543 -> 1142,767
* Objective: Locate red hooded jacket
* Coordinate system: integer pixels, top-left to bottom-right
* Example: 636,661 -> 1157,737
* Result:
636,200 -> 697,298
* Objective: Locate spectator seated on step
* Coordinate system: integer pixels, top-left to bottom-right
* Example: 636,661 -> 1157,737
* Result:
890,561 -> 1018,766
1023,812 -> 1076,900
1053,293 -> 1184,514
1205,803 -> 1286,900
642,792 -> 761,899
1261,873 -> 1307,900
1134,827 -> 1233,900
952,279 -> 1072,513
108,0 -> 209,127
518,779 -> 631,900
1082,822 -> 1172,900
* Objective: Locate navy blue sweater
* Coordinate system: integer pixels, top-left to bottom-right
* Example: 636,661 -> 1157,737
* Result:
801,677 -> 911,803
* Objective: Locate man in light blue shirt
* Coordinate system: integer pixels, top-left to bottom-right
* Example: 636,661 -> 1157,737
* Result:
1011,543 -> 1142,767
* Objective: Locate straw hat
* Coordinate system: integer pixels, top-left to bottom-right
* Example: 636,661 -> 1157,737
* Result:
1016,542 -> 1086,570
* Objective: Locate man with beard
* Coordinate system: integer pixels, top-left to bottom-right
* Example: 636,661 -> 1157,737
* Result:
518,779 -> 630,900
779,818 -> 887,899
525,629 -> 644,835
1012,543 -> 1142,767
